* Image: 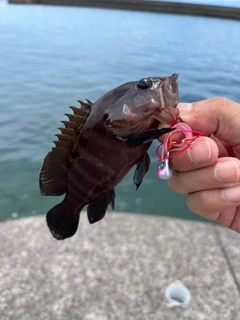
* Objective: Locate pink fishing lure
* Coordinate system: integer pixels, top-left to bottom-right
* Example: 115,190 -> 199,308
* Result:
156,121 -> 204,180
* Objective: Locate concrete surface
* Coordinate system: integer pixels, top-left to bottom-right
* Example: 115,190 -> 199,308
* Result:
1,212 -> 240,320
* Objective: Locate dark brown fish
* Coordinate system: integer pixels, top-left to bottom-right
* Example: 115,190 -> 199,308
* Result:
40,74 -> 179,240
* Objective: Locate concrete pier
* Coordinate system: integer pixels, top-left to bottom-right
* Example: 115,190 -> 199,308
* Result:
8,0 -> 240,20
1,213 -> 240,319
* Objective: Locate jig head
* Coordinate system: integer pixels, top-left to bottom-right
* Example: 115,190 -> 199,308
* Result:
156,122 -> 204,180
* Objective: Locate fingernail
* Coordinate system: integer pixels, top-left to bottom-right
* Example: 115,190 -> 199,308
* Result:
214,160 -> 240,184
177,103 -> 193,116
187,139 -> 211,164
222,185 -> 240,203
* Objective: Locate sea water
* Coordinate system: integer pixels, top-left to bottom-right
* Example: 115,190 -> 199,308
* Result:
0,1 -> 240,221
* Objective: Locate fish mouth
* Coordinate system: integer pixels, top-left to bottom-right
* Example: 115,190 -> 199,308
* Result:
161,73 -> 179,109
152,73 -> 179,124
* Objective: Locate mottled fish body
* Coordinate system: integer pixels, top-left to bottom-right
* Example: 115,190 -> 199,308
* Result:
40,74 -> 179,240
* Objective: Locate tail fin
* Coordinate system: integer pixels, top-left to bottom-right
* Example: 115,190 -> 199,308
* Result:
46,199 -> 80,240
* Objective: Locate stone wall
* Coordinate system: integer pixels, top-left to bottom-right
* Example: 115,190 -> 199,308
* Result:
8,0 -> 240,21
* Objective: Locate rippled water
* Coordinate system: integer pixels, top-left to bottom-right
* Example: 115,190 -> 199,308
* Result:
0,1 -> 240,222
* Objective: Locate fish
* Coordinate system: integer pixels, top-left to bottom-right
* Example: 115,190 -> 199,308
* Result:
40,74 -> 179,240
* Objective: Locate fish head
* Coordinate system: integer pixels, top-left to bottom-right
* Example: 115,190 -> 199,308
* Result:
103,74 -> 179,136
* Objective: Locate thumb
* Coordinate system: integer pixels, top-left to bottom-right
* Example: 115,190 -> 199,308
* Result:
178,97 -> 240,151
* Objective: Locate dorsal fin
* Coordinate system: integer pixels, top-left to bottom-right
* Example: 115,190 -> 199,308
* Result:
58,127 -> 75,135
56,100 -> 92,152
85,99 -> 93,106
78,99 -> 92,110
40,101 -> 92,196
61,120 -> 79,129
69,106 -> 86,116
65,113 -> 83,123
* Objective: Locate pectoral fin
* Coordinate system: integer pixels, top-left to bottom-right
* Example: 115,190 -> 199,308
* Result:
133,153 -> 151,189
87,189 -> 116,224
127,127 -> 174,147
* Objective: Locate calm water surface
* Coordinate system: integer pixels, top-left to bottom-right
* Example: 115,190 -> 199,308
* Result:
0,1 -> 240,222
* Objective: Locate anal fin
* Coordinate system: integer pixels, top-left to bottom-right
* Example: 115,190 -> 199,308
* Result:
87,190 -> 115,224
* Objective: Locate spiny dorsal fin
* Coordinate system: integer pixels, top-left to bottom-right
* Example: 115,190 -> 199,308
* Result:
39,101 -> 92,196
78,99 -> 92,110
65,113 -> 83,123
85,99 -> 93,106
55,134 -> 73,142
61,120 -> 79,129
53,140 -> 70,149
69,106 -> 86,117
58,127 -> 75,136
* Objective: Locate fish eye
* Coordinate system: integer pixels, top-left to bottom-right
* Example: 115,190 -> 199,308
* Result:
137,78 -> 152,90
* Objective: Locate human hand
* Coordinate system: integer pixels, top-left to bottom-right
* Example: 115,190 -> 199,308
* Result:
166,97 -> 240,232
